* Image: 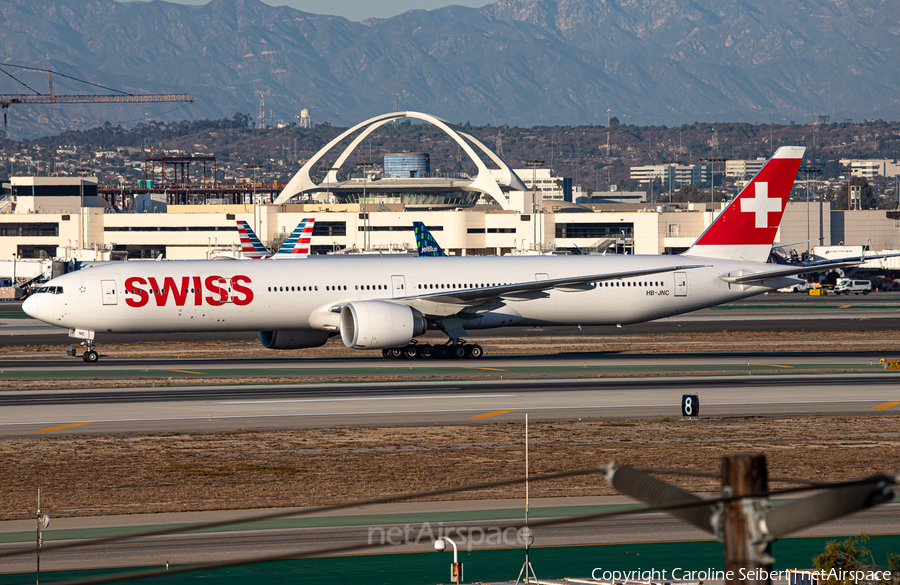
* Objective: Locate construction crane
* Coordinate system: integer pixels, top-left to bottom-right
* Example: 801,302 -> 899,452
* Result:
0,70 -> 193,134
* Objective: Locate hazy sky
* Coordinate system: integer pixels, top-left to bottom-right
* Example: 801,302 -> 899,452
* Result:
163,0 -> 490,21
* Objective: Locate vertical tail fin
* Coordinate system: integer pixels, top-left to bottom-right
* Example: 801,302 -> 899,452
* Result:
275,218 -> 315,258
413,222 -> 446,257
236,220 -> 270,259
684,146 -> 805,262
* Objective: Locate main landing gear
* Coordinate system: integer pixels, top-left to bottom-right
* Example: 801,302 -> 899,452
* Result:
381,339 -> 484,360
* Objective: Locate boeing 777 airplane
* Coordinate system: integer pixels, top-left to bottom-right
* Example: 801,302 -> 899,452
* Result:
26,146 -> 868,363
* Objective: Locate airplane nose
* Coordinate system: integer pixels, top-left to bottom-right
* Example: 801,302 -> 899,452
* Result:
22,294 -> 40,319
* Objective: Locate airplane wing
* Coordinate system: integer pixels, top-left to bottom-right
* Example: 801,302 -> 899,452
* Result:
720,253 -> 900,284
387,264 -> 707,317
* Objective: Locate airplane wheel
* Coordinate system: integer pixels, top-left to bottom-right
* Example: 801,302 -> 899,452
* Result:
435,345 -> 451,359
466,344 -> 484,359
451,345 -> 467,359
419,345 -> 434,359
382,349 -> 392,359
390,348 -> 404,359
83,350 -> 99,363
404,345 -> 419,359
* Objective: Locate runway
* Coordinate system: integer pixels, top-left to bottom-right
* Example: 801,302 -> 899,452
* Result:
1,373 -> 899,436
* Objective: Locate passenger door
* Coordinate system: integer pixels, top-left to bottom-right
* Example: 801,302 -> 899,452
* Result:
391,275 -> 406,298
101,280 -> 118,305
674,272 -> 687,297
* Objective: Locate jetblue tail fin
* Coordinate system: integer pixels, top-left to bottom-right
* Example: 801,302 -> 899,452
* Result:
684,146 -> 805,263
413,222 -> 446,257
275,218 -> 315,258
236,220 -> 271,259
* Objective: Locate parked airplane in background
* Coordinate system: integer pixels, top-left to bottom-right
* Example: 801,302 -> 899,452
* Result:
236,219 -> 316,259
236,220 -> 272,259
274,218 -> 315,258
26,146 -> 878,363
413,222 -> 446,257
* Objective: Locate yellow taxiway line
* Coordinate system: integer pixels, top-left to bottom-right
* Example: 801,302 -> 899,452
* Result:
753,364 -> 794,368
873,400 -> 900,410
470,409 -> 518,420
34,422 -> 95,433
162,369 -> 207,375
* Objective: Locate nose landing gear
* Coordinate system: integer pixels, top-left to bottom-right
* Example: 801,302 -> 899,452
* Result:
68,330 -> 99,363
68,341 -> 99,362
83,346 -> 99,363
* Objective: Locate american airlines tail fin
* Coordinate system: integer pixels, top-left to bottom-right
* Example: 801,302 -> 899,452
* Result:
413,222 -> 446,257
236,220 -> 271,259
683,146 -> 805,263
275,218 -> 315,258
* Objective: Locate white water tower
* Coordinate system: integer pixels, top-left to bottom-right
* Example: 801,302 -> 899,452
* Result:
299,108 -> 311,128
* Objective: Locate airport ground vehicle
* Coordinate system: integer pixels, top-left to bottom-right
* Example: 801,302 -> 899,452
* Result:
778,282 -> 811,293
833,279 -> 872,295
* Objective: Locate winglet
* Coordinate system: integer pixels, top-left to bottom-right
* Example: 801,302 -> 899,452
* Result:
684,146 -> 805,263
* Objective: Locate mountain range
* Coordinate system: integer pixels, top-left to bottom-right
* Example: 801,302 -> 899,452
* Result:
1,0 -> 899,138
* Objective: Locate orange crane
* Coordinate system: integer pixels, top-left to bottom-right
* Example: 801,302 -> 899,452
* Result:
1,71 -> 193,133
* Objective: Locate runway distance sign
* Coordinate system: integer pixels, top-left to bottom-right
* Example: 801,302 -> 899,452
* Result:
682,394 -> 699,418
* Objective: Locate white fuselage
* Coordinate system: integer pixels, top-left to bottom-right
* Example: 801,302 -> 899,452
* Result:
24,254 -> 790,336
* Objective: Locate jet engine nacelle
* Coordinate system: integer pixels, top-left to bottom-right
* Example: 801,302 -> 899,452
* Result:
258,330 -> 330,350
340,301 -> 426,349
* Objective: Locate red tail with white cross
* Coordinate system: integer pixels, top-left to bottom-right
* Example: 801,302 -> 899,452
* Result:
684,146 -> 805,263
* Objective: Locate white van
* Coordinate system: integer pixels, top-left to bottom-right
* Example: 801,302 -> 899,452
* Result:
834,279 -> 872,295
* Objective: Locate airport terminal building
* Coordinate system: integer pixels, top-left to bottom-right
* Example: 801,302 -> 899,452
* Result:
1,191 -> 897,267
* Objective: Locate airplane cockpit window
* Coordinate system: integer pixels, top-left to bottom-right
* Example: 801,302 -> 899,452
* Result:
35,286 -> 64,294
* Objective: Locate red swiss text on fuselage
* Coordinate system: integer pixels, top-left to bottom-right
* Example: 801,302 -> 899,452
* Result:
124,275 -> 254,308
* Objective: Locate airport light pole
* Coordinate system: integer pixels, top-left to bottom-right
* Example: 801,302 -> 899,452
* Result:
11,252 -> 16,287
523,159 -> 544,251
662,160 -> 681,204
800,166 -> 822,255
243,164 -> 262,206
74,166 -> 93,250
700,157 -> 727,208
318,166 -> 339,204
355,161 -> 374,251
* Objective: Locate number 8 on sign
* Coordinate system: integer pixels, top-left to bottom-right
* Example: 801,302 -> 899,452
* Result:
682,394 -> 699,418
